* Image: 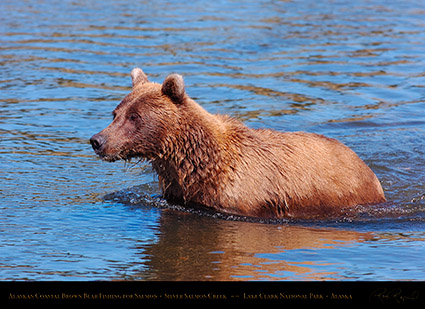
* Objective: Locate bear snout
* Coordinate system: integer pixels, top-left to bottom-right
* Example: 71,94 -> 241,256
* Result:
90,133 -> 105,152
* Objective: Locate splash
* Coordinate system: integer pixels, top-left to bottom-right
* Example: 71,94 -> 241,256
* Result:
103,185 -> 425,224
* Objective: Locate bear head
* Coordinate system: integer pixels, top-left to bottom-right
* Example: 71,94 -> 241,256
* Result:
90,68 -> 186,162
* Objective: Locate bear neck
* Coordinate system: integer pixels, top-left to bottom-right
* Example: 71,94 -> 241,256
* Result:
152,99 -> 239,203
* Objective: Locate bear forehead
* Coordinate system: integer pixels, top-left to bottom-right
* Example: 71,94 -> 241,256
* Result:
114,82 -> 165,113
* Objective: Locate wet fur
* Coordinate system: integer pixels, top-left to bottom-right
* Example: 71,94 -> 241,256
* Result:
90,68 -> 386,219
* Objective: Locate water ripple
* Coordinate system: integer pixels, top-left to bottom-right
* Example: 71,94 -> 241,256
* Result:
1,0 -> 425,281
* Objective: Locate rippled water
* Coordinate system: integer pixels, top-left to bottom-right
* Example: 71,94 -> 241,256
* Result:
1,0 -> 425,281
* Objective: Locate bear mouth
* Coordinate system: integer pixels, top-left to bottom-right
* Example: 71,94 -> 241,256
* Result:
96,150 -> 146,164
98,154 -> 120,162
94,148 -> 127,162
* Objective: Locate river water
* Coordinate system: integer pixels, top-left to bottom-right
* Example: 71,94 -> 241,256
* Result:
1,0 -> 425,281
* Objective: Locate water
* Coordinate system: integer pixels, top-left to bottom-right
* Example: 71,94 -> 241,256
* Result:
1,0 -> 425,281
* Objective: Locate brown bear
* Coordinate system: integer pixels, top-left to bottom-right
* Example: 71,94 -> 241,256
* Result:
90,68 -> 386,219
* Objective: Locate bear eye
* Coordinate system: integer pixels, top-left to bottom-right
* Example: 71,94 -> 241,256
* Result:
128,113 -> 140,122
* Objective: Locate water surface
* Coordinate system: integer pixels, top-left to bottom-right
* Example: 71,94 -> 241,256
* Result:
1,0 -> 425,281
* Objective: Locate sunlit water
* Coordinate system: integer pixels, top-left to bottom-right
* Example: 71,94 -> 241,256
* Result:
1,0 -> 425,281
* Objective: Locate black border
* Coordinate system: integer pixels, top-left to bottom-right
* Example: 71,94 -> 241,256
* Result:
2,281 -> 424,305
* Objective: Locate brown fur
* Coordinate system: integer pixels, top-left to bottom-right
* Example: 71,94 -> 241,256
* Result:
90,68 -> 386,219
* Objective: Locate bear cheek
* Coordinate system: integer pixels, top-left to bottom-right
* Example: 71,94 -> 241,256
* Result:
131,112 -> 165,153
131,125 -> 161,158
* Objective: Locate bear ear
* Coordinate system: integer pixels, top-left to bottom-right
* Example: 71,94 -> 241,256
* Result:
161,73 -> 185,104
131,68 -> 148,87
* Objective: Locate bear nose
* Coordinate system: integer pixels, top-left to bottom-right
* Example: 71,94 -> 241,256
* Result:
90,134 -> 105,151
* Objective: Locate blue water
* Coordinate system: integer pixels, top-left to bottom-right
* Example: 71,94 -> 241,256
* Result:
1,0 -> 425,281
